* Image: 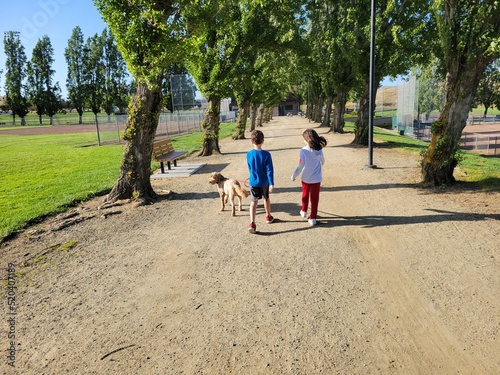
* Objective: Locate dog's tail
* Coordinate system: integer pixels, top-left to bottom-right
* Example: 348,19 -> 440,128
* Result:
235,183 -> 249,198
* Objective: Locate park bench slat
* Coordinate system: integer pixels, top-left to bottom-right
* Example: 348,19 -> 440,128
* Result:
152,138 -> 187,173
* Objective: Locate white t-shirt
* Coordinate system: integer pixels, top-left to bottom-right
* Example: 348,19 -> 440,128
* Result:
291,146 -> 325,184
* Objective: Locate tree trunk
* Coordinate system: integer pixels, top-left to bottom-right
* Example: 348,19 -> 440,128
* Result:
312,97 -> 323,123
106,80 -> 163,204
421,64 -> 487,185
352,86 -> 370,145
199,95 -> 221,156
332,89 -> 347,133
234,98 -> 250,139
265,106 -> 273,122
321,96 -> 333,127
250,102 -> 259,130
257,104 -> 265,127
78,112 -> 83,125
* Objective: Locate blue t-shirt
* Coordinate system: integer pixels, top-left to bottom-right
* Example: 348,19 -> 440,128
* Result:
247,149 -> 274,187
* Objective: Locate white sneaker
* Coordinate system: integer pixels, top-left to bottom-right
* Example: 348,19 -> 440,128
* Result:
300,210 -> 307,218
308,218 -> 317,226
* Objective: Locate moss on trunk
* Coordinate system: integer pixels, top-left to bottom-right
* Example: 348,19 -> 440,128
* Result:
106,79 -> 163,204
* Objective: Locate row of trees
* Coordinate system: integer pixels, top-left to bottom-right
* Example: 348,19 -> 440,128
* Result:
65,27 -> 130,125
93,0 -> 500,203
2,27 -> 130,125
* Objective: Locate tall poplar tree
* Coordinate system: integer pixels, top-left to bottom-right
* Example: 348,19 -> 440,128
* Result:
101,28 -> 129,117
95,0 -> 192,203
27,35 -> 61,125
65,26 -> 86,124
3,31 -> 29,125
84,33 -> 106,123
186,0 -> 241,155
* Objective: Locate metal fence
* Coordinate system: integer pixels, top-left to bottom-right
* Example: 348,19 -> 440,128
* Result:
97,110 -> 237,145
96,112 -> 204,145
408,123 -> 498,156
462,132 -> 499,155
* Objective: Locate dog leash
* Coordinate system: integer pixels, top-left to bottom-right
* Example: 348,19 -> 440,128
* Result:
236,178 -> 249,187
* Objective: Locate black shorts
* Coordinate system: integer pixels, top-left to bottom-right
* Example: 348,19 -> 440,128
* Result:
249,186 -> 270,201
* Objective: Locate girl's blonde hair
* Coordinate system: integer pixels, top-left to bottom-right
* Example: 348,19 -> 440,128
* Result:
303,129 -> 327,150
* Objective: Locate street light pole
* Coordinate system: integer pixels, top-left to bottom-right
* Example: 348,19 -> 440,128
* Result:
366,0 -> 377,168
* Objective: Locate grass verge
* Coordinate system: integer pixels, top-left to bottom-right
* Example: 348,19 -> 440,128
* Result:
0,123 -> 236,242
344,122 -> 500,190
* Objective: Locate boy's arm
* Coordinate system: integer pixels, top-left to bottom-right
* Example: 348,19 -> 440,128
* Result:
267,155 -> 275,192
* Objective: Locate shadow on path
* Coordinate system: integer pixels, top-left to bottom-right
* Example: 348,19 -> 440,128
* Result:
313,208 -> 500,228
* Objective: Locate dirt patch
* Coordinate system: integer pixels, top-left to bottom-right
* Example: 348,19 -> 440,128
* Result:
1,117 -> 499,374
0,124 -> 97,135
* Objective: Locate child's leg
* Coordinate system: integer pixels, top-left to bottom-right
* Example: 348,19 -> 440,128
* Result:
309,183 -> 321,219
264,198 -> 271,217
301,182 -> 310,212
250,199 -> 258,223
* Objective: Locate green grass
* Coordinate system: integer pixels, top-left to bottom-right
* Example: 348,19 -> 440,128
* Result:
0,122 -> 237,241
0,111 -> 99,126
0,133 -> 123,240
344,122 -> 500,190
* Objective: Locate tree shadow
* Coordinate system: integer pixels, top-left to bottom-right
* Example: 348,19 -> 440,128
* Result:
223,147 -> 298,155
275,183 -> 418,194
312,208 -> 500,229
195,163 -> 230,175
156,191 -> 220,202
422,179 -> 500,194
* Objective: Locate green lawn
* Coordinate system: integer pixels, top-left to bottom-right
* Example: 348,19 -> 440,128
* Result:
0,133 -> 123,240
0,123 -> 236,241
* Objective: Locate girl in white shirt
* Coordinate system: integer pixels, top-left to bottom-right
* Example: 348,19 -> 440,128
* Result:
291,129 -> 327,225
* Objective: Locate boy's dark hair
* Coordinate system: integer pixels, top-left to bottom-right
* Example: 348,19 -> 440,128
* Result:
251,130 -> 264,145
303,129 -> 327,150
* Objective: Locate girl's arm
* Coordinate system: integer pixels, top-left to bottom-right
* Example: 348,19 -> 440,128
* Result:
291,158 -> 304,181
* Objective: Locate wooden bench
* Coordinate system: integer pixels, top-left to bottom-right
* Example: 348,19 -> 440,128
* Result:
152,138 -> 188,173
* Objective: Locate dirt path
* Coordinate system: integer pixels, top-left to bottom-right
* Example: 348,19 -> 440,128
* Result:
1,117 -> 499,374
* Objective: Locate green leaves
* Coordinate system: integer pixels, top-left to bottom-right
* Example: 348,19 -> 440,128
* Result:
94,0 -> 192,89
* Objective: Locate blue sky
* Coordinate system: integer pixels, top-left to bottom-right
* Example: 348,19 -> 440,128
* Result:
0,0 -> 108,97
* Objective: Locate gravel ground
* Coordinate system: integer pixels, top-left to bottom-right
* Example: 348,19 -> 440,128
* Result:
1,116 -> 499,374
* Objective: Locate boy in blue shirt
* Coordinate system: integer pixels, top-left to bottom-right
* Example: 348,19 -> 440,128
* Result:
246,130 -> 274,234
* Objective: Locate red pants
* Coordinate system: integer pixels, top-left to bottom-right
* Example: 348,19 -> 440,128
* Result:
301,182 -> 321,219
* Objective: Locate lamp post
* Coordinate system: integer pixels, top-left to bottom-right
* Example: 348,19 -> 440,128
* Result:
365,0 -> 377,168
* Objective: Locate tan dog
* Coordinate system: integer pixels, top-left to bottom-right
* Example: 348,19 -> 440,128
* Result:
208,172 -> 249,216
